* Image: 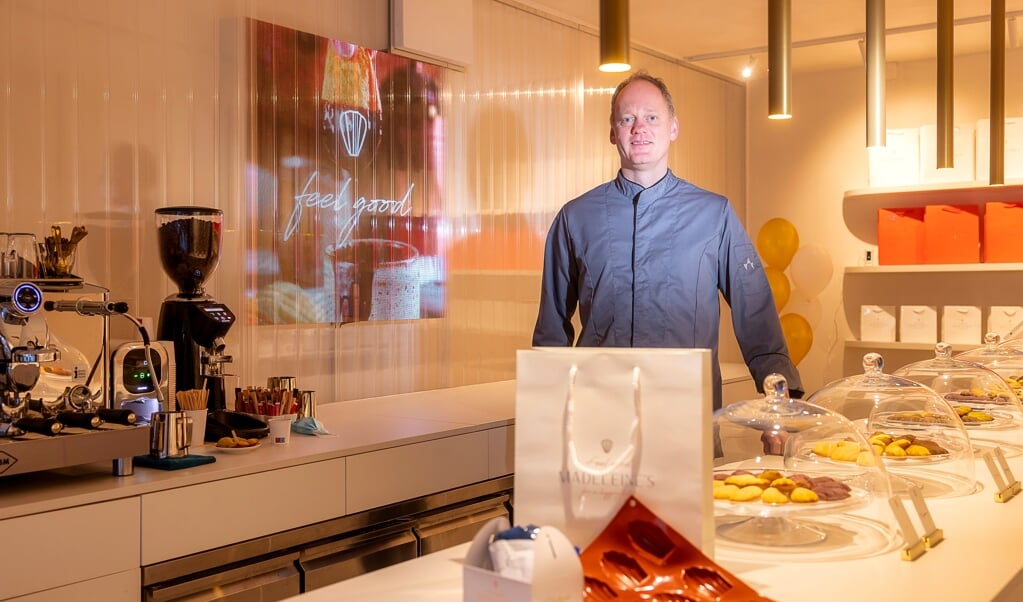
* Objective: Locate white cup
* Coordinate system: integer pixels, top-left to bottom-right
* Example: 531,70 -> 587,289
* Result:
268,416 -> 293,445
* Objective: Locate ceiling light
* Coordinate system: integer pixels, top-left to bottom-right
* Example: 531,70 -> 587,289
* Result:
866,0 -> 886,148
741,56 -> 756,79
991,0 -> 1006,184
599,0 -> 630,73
768,0 -> 792,119
936,0 -> 953,168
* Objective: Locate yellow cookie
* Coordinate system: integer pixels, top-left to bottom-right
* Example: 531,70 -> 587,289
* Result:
829,441 -> 862,462
769,477 -> 797,493
714,484 -> 741,500
733,485 -> 765,502
758,470 -> 783,482
884,442 -> 907,457
856,450 -> 876,466
905,444 -> 931,457
790,487 -> 819,503
761,486 -> 790,504
812,441 -> 834,456
725,474 -> 769,488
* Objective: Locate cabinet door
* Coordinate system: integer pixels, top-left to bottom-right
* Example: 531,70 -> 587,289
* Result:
1,497 -> 140,598
143,553 -> 300,602
298,522 -> 419,591
413,494 -> 511,556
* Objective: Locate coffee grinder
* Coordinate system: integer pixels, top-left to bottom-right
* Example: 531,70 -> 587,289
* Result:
155,207 -> 235,411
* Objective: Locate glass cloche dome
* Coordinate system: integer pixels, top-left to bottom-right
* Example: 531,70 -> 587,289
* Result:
713,374 -> 900,562
896,342 -> 1023,457
957,333 -> 1023,403
808,353 -> 977,499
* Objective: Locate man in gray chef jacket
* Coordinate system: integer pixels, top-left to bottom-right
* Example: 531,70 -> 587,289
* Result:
532,70 -> 803,411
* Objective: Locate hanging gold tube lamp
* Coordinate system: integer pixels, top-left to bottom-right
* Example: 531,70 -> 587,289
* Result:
936,0 -> 954,168
599,0 -> 630,73
768,0 -> 792,119
866,0 -> 886,147
990,0 -> 1006,185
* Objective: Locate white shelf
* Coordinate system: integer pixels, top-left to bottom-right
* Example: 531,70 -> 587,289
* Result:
845,262 -> 1023,274
842,181 -> 1023,243
844,340 -> 977,352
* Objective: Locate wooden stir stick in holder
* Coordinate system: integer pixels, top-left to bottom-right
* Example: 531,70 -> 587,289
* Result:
176,389 -> 208,412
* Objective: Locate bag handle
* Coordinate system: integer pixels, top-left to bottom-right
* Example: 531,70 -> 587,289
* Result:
564,364 -> 642,477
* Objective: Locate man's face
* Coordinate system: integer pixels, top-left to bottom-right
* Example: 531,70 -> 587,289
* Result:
609,80 -> 679,175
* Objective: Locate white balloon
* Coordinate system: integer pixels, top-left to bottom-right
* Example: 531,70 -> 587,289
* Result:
784,287 -> 823,328
789,244 -> 833,297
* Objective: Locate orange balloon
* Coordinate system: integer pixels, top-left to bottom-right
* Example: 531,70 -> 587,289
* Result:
779,313 -> 813,365
756,218 -> 800,270
764,266 -> 791,312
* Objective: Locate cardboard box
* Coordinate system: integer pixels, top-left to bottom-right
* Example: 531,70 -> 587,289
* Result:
878,207 -> 926,265
869,128 -> 921,188
861,305 -> 896,342
919,123 -> 975,184
924,204 -> 980,264
988,306 -> 1023,340
463,518 -> 583,602
942,306 -> 982,345
983,202 -> 1023,263
900,305 -> 937,344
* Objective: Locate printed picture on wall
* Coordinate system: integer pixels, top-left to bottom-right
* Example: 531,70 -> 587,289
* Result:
246,19 -> 446,325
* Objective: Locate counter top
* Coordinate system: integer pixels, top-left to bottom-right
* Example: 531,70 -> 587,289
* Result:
285,450 -> 1023,602
0,380 -> 516,519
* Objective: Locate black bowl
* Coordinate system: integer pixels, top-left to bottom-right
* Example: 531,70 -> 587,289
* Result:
205,410 -> 269,442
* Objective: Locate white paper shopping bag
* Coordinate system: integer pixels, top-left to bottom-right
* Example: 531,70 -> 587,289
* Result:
514,348 -> 715,555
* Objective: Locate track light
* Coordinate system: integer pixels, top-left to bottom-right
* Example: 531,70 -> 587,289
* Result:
599,0 -> 630,73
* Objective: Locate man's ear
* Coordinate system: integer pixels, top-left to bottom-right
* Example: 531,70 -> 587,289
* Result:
609,127 -> 617,145
670,117 -> 679,141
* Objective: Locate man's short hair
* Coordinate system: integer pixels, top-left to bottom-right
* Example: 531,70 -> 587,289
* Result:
609,71 -> 676,126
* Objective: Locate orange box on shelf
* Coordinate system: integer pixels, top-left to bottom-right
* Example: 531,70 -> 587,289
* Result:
923,204 -> 979,264
983,202 -> 1023,263
877,207 -> 925,265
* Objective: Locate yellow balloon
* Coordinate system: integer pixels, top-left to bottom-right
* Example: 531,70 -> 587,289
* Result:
756,218 -> 800,269
780,313 -> 813,365
764,266 -> 791,312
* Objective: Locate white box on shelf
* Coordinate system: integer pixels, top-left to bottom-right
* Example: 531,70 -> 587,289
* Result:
900,305 -> 937,344
975,117 -> 1023,181
869,128 -> 921,188
942,306 -> 983,345
919,124 -> 975,184
987,306 -> 1023,340
861,305 -> 897,342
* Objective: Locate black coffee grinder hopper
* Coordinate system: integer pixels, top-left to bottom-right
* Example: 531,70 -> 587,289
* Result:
155,207 -> 235,412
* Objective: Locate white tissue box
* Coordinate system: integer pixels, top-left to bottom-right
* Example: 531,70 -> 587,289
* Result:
463,518 -> 583,602
900,305 -> 937,344
988,306 -> 1023,340
861,305 -> 897,342
942,306 -> 982,345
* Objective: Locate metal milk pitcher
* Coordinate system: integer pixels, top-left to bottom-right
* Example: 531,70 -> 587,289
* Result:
149,411 -> 193,458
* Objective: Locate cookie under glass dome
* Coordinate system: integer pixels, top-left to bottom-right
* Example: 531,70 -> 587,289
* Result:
956,333 -> 1023,404
808,352 -> 977,499
896,342 -> 1023,457
713,374 -> 899,562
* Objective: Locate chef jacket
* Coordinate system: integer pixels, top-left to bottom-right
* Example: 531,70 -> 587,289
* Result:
532,170 -> 804,409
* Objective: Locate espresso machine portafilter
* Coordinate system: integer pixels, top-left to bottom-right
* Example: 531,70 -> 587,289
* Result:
155,207 -> 236,411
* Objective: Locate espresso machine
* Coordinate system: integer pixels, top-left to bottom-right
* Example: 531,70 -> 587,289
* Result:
155,207 -> 235,411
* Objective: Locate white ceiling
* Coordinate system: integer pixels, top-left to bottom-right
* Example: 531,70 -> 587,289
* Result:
521,0 -> 1023,80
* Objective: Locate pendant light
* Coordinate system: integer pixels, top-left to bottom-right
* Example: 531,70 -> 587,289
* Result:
768,0 -> 792,119
866,0 -> 886,148
991,0 -> 1006,185
936,0 -> 954,168
599,0 -> 630,73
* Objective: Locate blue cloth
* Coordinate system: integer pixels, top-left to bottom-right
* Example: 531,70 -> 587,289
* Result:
532,170 -> 803,409
133,453 -> 216,470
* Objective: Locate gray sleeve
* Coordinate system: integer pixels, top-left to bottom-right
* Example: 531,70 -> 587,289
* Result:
719,210 -> 804,395
532,210 -> 577,347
